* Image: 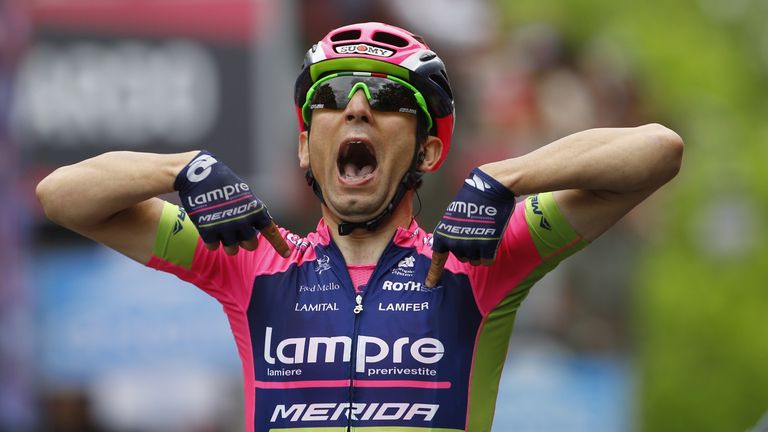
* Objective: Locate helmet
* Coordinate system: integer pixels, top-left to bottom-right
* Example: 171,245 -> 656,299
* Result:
294,22 -> 455,170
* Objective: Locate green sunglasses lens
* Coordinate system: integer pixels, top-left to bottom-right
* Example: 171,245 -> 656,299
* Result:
303,74 -> 432,130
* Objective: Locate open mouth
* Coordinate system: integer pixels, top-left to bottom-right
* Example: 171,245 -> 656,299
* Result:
337,139 -> 377,183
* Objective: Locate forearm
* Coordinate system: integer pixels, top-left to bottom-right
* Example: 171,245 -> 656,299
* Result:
480,123 -> 684,196
36,151 -> 197,228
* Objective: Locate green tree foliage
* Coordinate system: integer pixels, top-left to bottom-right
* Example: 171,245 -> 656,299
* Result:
496,0 -> 768,430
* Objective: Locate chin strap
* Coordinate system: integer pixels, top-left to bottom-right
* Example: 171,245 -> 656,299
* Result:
305,146 -> 425,236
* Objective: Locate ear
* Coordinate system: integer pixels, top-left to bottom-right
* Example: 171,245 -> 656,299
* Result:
418,135 -> 443,172
298,131 -> 310,169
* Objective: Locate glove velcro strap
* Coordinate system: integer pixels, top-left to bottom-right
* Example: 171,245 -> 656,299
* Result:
464,168 -> 517,202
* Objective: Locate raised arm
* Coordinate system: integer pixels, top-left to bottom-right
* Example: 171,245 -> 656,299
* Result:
480,123 -> 684,241
36,151 -> 197,263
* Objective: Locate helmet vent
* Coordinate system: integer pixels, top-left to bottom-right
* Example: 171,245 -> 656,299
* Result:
430,72 -> 453,99
331,29 -> 361,42
372,31 -> 409,47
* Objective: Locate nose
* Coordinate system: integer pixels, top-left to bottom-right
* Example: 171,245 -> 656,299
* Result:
343,89 -> 373,125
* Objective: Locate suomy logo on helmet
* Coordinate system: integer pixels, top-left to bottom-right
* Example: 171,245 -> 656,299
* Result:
335,43 -> 394,58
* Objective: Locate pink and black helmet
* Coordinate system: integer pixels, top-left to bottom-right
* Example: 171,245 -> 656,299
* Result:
294,22 -> 455,171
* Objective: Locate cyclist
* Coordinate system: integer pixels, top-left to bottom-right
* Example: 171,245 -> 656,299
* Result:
37,22 -> 683,432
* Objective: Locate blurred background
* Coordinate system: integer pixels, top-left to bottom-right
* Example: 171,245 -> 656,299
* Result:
1,0 -> 767,431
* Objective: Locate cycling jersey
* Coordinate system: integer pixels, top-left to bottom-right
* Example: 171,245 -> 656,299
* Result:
147,192 -> 588,432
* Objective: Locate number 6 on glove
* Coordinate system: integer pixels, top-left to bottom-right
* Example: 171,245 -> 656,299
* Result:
424,168 -> 516,288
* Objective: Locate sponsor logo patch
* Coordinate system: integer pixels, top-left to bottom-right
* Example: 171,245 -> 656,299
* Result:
391,256 -> 416,277
531,195 -> 551,230
286,233 -> 310,251
186,182 -> 251,208
263,327 -> 444,372
398,256 -> 415,268
436,223 -> 497,237
315,254 -> 331,275
298,283 -> 340,293
186,154 -> 217,182
270,402 -> 438,423
382,280 -> 426,292
197,200 -> 261,224
464,173 -> 492,191
334,43 -> 394,57
172,207 -> 187,235
294,302 -> 339,312
378,302 -> 430,312
446,200 -> 498,218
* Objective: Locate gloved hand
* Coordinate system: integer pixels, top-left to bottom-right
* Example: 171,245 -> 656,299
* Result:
426,167 -> 516,287
175,151 -> 290,257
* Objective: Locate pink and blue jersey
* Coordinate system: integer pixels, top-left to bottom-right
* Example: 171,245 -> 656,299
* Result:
147,192 -> 587,432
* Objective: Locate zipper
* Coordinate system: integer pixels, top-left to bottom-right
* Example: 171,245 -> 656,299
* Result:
344,238 -> 406,432
348,286 -> 370,431
326,230 -> 406,432
323,248 -> 358,432
347,292 -> 363,432
322,241 -> 364,432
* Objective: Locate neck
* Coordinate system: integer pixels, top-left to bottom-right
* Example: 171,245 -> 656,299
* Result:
323,194 -> 414,266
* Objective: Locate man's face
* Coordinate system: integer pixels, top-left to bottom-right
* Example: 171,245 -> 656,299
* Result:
299,89 -> 418,223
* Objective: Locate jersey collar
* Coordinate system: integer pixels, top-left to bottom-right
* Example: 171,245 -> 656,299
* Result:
313,218 -> 424,249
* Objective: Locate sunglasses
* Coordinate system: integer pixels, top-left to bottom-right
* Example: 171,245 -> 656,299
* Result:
302,72 -> 433,131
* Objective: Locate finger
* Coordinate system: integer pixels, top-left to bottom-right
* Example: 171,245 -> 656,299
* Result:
237,227 -> 258,251
468,250 -> 483,266
220,231 -> 240,256
425,251 -> 448,288
239,237 -> 258,251
201,232 -> 220,251
260,222 -> 291,257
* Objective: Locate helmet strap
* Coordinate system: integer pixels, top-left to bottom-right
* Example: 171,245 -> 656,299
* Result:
305,169 -> 326,205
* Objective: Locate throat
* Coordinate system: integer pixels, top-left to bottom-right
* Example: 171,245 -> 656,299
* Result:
348,264 -> 376,294
335,232 -> 388,266
324,201 -> 414,265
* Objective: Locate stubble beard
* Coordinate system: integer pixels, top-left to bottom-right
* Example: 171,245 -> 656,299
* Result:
325,190 -> 388,222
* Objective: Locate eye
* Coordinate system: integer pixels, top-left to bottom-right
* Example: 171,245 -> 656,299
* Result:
311,84 -> 342,109
372,84 -> 418,112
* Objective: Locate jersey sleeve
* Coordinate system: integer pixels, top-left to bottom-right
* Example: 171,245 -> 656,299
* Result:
468,191 -> 589,314
146,201 -> 259,310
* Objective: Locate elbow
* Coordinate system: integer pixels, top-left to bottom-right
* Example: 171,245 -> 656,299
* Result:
643,123 -> 685,183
